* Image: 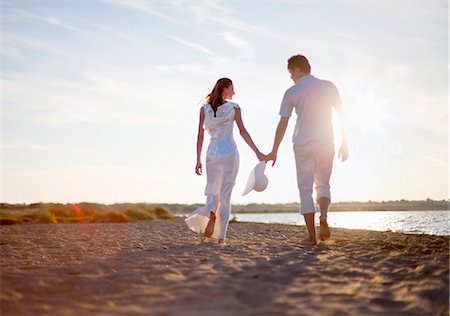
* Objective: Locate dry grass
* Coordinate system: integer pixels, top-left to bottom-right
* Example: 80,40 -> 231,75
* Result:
0,203 -> 173,225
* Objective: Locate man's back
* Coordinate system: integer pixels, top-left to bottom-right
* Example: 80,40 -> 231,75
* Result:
280,75 -> 342,146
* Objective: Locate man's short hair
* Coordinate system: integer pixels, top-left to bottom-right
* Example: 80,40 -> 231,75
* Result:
287,55 -> 311,74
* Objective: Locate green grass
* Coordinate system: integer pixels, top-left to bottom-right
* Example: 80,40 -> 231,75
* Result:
0,203 -> 174,225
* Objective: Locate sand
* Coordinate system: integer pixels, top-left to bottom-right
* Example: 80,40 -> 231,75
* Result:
1,218 -> 448,316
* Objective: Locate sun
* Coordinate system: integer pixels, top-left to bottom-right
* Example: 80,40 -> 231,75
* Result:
346,90 -> 391,135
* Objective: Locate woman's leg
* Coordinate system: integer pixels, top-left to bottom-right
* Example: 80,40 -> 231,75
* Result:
203,195 -> 220,238
217,151 -> 239,243
218,181 -> 234,241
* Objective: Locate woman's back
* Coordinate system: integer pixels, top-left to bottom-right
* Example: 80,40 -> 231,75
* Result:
203,102 -> 239,157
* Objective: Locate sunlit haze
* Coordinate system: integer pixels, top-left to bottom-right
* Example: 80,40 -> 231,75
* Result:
2,1 -> 448,204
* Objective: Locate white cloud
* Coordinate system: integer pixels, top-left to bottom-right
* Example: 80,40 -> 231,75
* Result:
425,156 -> 448,168
100,0 -> 182,24
3,69 -> 182,126
168,0 -> 282,41
4,141 -> 86,153
168,35 -> 218,57
9,9 -> 86,34
221,32 -> 249,50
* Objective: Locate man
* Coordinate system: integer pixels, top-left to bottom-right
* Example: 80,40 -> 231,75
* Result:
266,54 -> 349,245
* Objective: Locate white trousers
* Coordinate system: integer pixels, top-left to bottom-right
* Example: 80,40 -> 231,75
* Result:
294,142 -> 334,217
185,151 -> 239,239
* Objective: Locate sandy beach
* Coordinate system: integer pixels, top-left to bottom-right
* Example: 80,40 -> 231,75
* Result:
1,218 -> 448,316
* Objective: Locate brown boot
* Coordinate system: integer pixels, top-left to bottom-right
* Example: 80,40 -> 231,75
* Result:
204,211 -> 216,238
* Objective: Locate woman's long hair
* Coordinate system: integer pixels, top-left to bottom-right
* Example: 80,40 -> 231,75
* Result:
206,78 -> 232,116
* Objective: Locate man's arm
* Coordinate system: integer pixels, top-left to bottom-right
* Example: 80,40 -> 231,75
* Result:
331,82 -> 349,162
266,116 -> 289,166
337,112 -> 349,162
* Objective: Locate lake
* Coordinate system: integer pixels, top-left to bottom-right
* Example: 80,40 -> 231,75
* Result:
233,210 -> 450,236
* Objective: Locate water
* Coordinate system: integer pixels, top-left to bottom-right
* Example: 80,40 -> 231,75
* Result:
233,210 -> 450,236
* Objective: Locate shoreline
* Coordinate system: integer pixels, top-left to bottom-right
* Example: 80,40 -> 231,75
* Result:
231,209 -> 450,213
2,216 -> 450,237
1,218 -> 448,315
163,200 -> 450,214
184,212 -> 450,237
174,208 -> 450,214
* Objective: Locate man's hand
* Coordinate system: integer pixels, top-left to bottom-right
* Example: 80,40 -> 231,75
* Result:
338,143 -> 349,162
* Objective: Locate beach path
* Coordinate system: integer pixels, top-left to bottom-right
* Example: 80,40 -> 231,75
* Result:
1,219 -> 448,315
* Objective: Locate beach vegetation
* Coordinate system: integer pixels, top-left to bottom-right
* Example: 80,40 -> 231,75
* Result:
0,203 -> 174,225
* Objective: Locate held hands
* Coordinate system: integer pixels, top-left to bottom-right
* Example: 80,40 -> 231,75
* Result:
256,151 -> 267,162
257,150 -> 277,166
265,151 -> 277,166
256,151 -> 277,166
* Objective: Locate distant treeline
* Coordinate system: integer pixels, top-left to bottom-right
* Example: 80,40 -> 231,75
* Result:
0,203 -> 173,225
1,200 -> 448,225
161,199 -> 449,214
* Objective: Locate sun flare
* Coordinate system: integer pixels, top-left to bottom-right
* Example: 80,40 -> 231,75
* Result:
346,91 -> 391,135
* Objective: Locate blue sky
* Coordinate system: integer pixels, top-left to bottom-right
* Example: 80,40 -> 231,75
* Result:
2,0 -> 448,204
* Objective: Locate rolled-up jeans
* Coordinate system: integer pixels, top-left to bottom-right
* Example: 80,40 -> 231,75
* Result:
294,141 -> 334,218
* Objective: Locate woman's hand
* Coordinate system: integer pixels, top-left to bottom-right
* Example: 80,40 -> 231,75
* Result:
195,161 -> 202,175
256,151 -> 267,161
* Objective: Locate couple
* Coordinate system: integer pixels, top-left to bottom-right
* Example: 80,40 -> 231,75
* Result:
185,54 -> 349,245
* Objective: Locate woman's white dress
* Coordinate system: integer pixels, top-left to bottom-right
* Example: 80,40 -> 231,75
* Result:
185,101 -> 240,239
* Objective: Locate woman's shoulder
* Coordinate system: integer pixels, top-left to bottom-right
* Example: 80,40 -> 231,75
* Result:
225,101 -> 240,109
201,102 -> 212,111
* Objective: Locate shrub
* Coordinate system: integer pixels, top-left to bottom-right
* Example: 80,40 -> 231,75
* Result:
154,207 -> 174,219
92,211 -> 129,223
0,203 -> 174,225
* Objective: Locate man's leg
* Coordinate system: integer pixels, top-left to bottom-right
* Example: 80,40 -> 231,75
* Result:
294,144 -> 317,244
317,197 -> 331,240
314,143 -> 334,240
317,197 -> 330,221
303,213 -> 316,244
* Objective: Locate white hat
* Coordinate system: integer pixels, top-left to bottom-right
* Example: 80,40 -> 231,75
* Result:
242,161 -> 269,196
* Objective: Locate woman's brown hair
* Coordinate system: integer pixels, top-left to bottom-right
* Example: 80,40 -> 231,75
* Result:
206,78 -> 233,116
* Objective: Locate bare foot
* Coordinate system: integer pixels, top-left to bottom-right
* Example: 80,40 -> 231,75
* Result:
301,236 -> 317,245
218,238 -> 226,246
320,219 -> 331,241
198,233 -> 207,244
204,212 -> 216,238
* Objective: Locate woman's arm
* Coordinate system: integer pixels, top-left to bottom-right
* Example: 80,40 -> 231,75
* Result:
234,108 -> 265,161
196,108 -> 205,175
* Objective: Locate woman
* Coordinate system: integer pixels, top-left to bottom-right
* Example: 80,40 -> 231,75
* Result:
185,78 -> 265,244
